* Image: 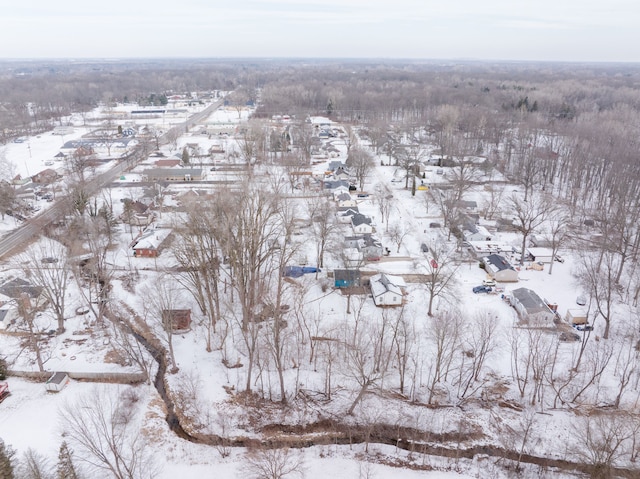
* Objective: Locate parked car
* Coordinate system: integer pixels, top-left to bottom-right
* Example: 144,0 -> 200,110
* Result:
554,255 -> 565,263
473,285 -> 492,294
576,295 -> 587,306
573,323 -> 594,332
482,278 -> 496,287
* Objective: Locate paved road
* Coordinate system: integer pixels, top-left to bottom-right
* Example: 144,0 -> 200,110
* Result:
0,100 -> 223,260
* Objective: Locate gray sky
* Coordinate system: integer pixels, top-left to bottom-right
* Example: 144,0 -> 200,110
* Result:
2,0 -> 639,62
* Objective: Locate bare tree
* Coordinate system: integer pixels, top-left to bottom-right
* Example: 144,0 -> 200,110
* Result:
172,204 -> 222,352
571,412 -> 636,479
18,448 -> 54,479
59,387 -> 158,479
579,252 -> 621,339
421,243 -> 459,316
508,193 -> 549,266
344,311 -> 396,415
142,277 -> 183,373
306,196 -> 339,274
345,146 -> 374,192
457,311 -> 498,400
19,239 -> 69,334
242,447 -> 304,479
426,309 -> 462,405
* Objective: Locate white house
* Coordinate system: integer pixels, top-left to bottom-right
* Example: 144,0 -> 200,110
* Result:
508,288 -> 555,323
351,214 -> 373,235
482,254 -> 519,282
463,224 -> 492,242
336,192 -> 357,208
370,273 -> 406,306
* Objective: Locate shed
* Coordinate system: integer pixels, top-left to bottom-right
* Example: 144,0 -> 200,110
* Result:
565,309 -> 588,325
334,269 -> 361,288
527,247 -> 554,264
45,372 -> 70,392
161,309 -> 192,332
482,254 -> 519,282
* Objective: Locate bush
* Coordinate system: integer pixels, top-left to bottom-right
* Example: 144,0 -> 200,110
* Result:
0,357 -> 7,381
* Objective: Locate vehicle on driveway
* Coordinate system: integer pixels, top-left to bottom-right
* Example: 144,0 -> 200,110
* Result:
473,285 -> 492,294
482,278 -> 496,287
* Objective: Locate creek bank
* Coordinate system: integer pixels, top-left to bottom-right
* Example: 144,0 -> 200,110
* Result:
128,316 -> 638,479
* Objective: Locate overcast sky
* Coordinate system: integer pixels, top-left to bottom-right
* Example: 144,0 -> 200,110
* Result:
1,0 -> 638,62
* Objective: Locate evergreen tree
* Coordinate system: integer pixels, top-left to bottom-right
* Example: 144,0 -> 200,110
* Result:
182,147 -> 190,165
0,439 -> 15,479
56,442 -> 79,479
0,357 -> 6,380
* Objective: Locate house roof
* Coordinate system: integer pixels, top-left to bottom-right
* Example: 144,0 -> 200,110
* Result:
483,254 -> 515,273
370,273 -> 405,298
333,269 -> 361,282
511,288 -> 551,315
132,228 -> 172,251
0,278 -> 43,300
351,214 -> 372,227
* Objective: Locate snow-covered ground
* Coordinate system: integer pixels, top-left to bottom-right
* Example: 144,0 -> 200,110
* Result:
0,106 -> 636,478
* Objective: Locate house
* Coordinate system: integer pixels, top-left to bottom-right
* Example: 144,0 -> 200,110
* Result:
370,273 -> 406,306
482,254 -> 519,282
45,372 -> 70,392
131,228 -> 172,257
154,159 -> 182,168
336,192 -> 357,208
351,214 -> 373,235
333,269 -> 361,288
333,166 -> 352,181
344,234 -> 384,261
323,179 -> 350,190
463,224 -> 492,242
328,160 -> 345,172
161,309 -> 192,332
508,288 -> 555,323
31,168 -> 59,185
120,200 -> 154,227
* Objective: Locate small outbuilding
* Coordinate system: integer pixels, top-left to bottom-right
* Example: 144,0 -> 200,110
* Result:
527,247 -> 554,264
565,309 -> 588,325
333,269 -> 361,288
45,372 -> 70,392
161,309 -> 192,332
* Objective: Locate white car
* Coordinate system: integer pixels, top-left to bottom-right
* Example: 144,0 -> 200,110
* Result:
576,295 -> 587,306
483,278 -> 496,287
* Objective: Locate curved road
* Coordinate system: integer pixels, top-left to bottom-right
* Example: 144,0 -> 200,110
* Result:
0,99 -> 223,260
